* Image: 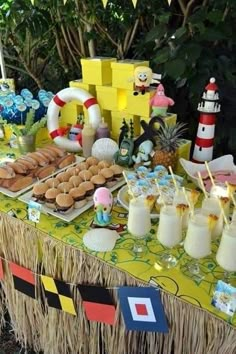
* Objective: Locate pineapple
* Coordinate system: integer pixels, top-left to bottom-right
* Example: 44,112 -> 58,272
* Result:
152,121 -> 187,170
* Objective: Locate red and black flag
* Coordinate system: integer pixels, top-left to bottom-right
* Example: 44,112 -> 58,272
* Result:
78,285 -> 116,325
9,262 -> 36,299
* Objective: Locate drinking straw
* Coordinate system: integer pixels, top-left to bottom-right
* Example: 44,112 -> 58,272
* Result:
182,186 -> 194,216
217,197 -> 229,225
168,165 -> 179,192
122,171 -> 136,200
197,171 -> 208,199
204,161 -> 215,187
225,181 -> 236,207
155,179 -> 166,208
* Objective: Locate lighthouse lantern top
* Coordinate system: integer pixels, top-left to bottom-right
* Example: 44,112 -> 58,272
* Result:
197,77 -> 220,113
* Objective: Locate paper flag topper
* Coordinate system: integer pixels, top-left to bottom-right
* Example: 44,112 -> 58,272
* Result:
41,275 -> 76,316
9,262 -> 36,299
0,259 -> 3,281
102,0 -> 109,8
118,287 -> 169,332
78,285 -> 116,325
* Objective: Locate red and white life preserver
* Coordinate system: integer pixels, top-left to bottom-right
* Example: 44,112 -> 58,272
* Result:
47,87 -> 101,152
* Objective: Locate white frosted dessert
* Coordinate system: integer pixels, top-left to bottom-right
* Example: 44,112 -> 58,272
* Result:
128,198 -> 151,238
184,214 -> 211,259
157,205 -> 182,248
216,224 -> 236,272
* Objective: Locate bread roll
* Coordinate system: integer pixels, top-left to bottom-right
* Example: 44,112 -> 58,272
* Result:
0,166 -> 15,179
35,165 -> 56,179
7,162 -> 28,175
46,145 -> 66,157
56,154 -> 76,169
8,176 -> 33,192
27,152 -> 48,166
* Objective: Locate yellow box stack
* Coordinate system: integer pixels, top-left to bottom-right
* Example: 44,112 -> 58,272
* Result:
111,60 -> 149,90
81,57 -> 117,86
176,139 -> 192,175
58,56 -> 191,168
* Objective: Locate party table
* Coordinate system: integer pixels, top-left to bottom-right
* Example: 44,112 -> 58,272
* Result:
0,141 -> 235,354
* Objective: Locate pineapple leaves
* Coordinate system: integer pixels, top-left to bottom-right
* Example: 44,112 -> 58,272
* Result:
155,121 -> 187,152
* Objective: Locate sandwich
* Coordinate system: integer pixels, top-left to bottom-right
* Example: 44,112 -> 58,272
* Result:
69,186 -> 87,209
89,165 -> 100,176
86,156 -> 99,166
27,152 -> 49,166
80,181 -> 95,199
17,157 -> 38,170
56,171 -> 71,182
35,165 -> 56,180
98,160 -> 110,169
32,182 -> 49,203
109,164 -> 123,181
45,188 -> 61,209
58,181 -> 73,193
69,175 -> 83,188
99,168 -> 115,187
91,174 -> 106,189
79,170 -> 93,181
77,161 -> 89,171
45,177 -> 60,188
55,193 -> 74,214
36,148 -> 56,162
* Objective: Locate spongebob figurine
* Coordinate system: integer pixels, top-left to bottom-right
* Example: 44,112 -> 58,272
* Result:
133,66 -> 161,96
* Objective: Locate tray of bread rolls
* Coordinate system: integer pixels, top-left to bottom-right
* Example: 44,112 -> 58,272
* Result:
19,157 -> 126,222
0,145 -> 84,198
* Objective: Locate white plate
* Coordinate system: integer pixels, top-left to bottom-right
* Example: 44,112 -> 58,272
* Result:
117,185 -> 159,219
0,155 -> 84,198
179,155 -> 236,191
19,179 -> 126,222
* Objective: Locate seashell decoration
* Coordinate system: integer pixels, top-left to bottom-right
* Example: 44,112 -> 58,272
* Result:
83,228 -> 120,252
92,138 -> 119,162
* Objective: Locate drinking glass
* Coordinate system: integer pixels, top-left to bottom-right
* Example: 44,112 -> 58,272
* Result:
128,198 -> 151,257
201,197 -> 223,240
156,205 -> 182,268
216,224 -> 236,284
183,214 -> 211,280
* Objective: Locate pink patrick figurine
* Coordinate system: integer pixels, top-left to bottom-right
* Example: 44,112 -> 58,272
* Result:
150,84 -> 175,116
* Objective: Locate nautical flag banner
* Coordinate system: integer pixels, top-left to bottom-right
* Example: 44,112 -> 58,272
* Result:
41,275 -> 76,316
0,259 -> 3,281
9,262 -> 36,299
78,285 -> 116,325
101,0 -> 109,8
118,287 -> 169,332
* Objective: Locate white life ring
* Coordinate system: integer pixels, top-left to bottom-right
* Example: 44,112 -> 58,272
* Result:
47,87 -> 101,152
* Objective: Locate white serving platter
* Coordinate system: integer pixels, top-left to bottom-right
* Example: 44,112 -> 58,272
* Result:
19,178 -> 126,222
0,155 -> 84,198
117,185 -> 160,219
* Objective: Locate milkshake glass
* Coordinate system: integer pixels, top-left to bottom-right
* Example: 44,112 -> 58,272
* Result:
216,224 -> 236,276
183,213 -> 211,280
201,197 -> 223,240
128,198 -> 151,256
156,205 -> 182,268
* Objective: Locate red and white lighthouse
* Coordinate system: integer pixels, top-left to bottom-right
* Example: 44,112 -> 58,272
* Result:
192,77 -> 220,163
